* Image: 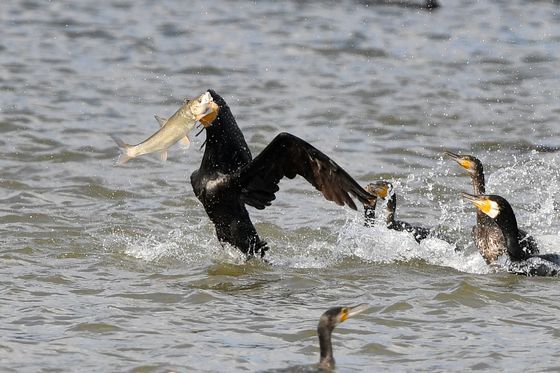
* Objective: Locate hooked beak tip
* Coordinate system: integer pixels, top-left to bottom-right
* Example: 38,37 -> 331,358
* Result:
347,303 -> 369,318
461,192 -> 479,203
443,150 -> 460,160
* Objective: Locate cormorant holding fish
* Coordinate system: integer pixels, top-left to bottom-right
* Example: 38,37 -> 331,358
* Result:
364,181 -> 431,243
462,193 -> 559,276
190,90 -> 373,259
444,151 -> 538,262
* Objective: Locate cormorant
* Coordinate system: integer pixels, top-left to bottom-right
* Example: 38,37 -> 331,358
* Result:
190,90 -> 374,259
316,304 -> 369,370
364,181 -> 431,243
462,193 -> 559,277
268,304 -> 369,372
444,151 -> 538,262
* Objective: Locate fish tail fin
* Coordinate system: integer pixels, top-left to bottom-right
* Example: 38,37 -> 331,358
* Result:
160,149 -> 168,161
110,134 -> 134,165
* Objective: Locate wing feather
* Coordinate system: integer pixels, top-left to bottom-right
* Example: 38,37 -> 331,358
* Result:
237,132 -> 372,210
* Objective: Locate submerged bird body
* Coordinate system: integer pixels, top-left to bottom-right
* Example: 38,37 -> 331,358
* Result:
112,91 -> 217,164
364,181 -> 431,243
462,193 -> 559,276
191,90 -> 373,258
444,151 -> 538,262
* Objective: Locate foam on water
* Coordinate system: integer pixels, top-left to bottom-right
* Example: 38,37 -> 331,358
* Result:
265,239 -> 345,269
103,223 -> 246,266
336,215 -> 491,274
104,214 -> 491,274
103,148 -> 559,275
487,150 -> 560,234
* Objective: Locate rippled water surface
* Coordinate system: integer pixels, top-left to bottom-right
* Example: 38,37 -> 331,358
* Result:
2,0 -> 560,371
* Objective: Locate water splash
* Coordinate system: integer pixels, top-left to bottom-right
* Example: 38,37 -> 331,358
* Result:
102,223 -> 246,266
488,150 -> 560,235
266,239 -> 345,268
336,215 -> 490,274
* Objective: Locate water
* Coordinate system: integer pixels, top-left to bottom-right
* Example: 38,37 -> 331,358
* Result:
2,0 -> 560,371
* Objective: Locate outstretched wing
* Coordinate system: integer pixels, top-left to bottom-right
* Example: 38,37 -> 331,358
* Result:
237,132 -> 373,210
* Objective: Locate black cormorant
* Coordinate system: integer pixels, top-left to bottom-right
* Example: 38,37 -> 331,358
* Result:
265,304 -> 369,372
190,90 -> 374,259
316,304 -> 369,370
364,181 -> 431,243
462,193 -> 559,276
444,151 -> 538,262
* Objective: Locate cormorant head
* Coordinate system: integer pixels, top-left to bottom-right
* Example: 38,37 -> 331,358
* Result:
444,151 -> 483,175
365,180 -> 394,200
461,193 -> 508,219
318,304 -> 368,331
363,183 -> 379,208
197,89 -> 222,127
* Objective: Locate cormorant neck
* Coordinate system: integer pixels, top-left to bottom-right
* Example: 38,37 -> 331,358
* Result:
204,104 -> 239,144
385,193 -> 397,227
364,199 -> 377,227
471,167 -> 485,195
201,105 -> 252,174
471,168 -> 487,224
317,324 -> 334,369
494,204 -> 530,261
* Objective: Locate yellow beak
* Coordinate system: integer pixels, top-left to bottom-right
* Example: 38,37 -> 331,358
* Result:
197,102 -> 219,127
462,192 -> 491,214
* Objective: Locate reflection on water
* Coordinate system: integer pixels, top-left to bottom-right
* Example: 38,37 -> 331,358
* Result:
1,0 -> 560,371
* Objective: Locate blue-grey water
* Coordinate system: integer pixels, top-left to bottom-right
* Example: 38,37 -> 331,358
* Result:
2,0 -> 560,371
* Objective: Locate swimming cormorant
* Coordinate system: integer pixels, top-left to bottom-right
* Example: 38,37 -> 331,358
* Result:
190,90 -> 374,258
364,181 -> 431,243
316,304 -> 369,370
444,151 -> 538,262
462,193 -> 559,276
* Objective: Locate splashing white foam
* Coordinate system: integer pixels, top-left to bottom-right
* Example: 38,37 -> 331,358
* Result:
102,214 -> 491,274
336,215 -> 491,274
102,222 -> 246,266
102,150 -> 558,274
266,239 -> 344,268
488,150 -> 560,235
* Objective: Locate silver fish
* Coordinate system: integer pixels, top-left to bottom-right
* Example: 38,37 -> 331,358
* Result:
111,91 -> 218,164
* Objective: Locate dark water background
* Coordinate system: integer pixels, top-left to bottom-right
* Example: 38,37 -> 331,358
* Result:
1,0 -> 560,371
